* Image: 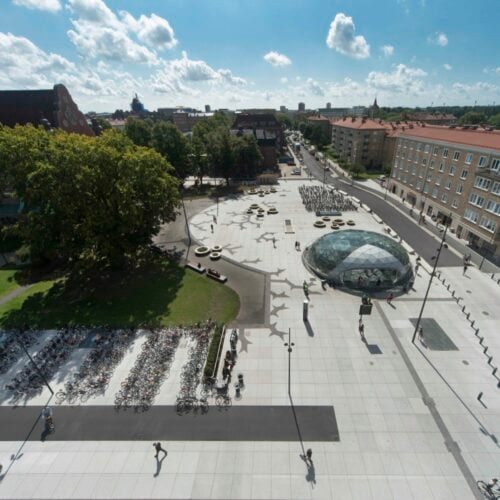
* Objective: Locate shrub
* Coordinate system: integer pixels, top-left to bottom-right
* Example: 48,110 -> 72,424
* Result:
204,323 -> 224,379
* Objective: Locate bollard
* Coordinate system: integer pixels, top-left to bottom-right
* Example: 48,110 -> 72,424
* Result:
234,383 -> 241,398
477,392 -> 483,402
237,373 -> 244,388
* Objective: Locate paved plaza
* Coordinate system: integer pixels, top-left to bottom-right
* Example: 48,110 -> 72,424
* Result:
0,177 -> 499,499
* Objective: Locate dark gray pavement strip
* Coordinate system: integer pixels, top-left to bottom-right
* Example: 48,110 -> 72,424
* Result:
410,318 -> 458,351
374,301 -> 482,500
396,297 -> 455,302
0,405 -> 339,442
154,197 -> 268,327
301,150 -> 462,267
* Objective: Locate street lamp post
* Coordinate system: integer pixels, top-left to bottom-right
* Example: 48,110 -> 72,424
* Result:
284,328 -> 295,396
16,332 -> 53,394
411,215 -> 450,343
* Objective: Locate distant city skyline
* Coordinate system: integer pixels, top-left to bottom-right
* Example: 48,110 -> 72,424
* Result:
1,0 -> 500,112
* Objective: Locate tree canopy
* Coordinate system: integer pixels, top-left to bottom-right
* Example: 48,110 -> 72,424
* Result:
0,126 -> 180,268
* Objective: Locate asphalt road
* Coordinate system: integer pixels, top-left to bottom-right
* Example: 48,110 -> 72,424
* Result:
301,148 -> 462,267
0,404 -> 339,442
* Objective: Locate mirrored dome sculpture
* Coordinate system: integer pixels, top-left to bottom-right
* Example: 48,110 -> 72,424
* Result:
303,229 -> 413,292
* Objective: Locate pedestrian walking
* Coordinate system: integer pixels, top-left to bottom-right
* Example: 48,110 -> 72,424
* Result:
463,263 -> 468,275
210,224 -> 214,233
306,448 -> 313,463
386,293 -> 394,305
153,442 -> 167,458
213,215 -> 217,224
272,237 -> 276,248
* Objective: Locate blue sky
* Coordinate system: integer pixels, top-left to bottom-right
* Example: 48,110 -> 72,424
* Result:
1,0 -> 499,112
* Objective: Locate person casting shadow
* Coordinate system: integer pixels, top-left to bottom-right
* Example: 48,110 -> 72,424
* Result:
154,453 -> 167,477
305,460 -> 316,487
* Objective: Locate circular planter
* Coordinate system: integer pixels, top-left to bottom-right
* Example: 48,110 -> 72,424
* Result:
268,208 -> 278,214
314,220 -> 326,228
331,224 -> 339,230
250,204 -> 260,209
322,216 -> 331,221
270,188 -> 277,193
347,220 -> 355,226
334,218 -> 344,223
211,245 -> 222,253
259,193 -> 265,197
249,189 -> 257,195
337,221 -> 345,226
258,208 -> 265,213
246,209 -> 253,214
195,246 -> 210,257
209,252 -> 221,260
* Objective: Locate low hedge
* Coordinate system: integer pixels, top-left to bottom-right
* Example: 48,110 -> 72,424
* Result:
204,323 -> 224,379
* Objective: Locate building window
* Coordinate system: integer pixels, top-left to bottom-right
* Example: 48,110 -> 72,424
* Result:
456,184 -> 463,194
392,170 -> 397,178
492,158 -> 500,172
465,152 -> 473,164
449,165 -> 456,175
460,169 -> 468,180
417,180 -> 422,190
435,176 -> 441,186
453,151 -> 460,161
422,158 -> 427,166
426,174 -> 432,182
429,160 -> 435,170
423,184 -> 429,194
478,156 -> 487,167
433,146 -> 439,155
424,144 -> 430,153
479,216 -> 497,233
486,200 -> 500,215
443,148 -> 449,158
439,162 -> 444,172
441,192 -> 448,203
464,208 -> 479,223
474,176 -> 491,191
492,182 -> 500,196
445,180 -> 452,190
431,187 -> 438,198
469,193 -> 485,207
416,143 -> 422,152
452,199 -> 459,209
412,166 -> 417,175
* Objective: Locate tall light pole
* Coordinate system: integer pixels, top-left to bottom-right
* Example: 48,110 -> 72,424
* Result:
411,215 -> 450,343
284,328 -> 294,396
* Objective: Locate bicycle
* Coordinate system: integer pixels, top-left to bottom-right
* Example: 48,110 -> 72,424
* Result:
215,394 -> 232,410
477,481 -> 500,499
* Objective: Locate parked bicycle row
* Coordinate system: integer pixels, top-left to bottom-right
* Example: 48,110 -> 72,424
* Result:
175,325 -> 212,413
55,328 -> 135,404
298,184 -> 357,212
113,324 -> 212,411
6,328 -> 87,400
0,329 -> 40,375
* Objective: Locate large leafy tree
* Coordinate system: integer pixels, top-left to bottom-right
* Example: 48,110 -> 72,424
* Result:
151,121 -> 192,179
2,127 -> 180,268
125,117 -> 153,147
459,111 -> 487,125
231,133 -> 263,179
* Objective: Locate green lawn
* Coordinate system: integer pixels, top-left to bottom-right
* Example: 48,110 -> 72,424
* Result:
0,259 -> 240,328
0,268 -> 23,299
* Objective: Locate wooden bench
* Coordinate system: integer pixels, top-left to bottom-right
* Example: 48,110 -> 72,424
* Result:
207,268 -> 227,283
186,262 -> 206,273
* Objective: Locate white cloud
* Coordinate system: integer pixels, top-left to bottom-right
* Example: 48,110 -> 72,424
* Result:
326,13 -> 370,59
66,0 -> 176,64
367,63 -> 427,93
452,81 -> 499,95
483,67 -> 500,75
443,63 -> 452,70
280,77 -> 288,84
263,51 -> 292,67
381,45 -> 394,57
120,12 -> 177,50
12,0 -> 61,12
306,78 -> 325,96
428,32 -> 448,46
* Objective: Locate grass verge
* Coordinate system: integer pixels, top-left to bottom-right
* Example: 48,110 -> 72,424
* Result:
0,258 -> 240,329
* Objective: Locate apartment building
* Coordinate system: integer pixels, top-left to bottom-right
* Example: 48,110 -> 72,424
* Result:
388,124 -> 500,262
330,117 -> 387,169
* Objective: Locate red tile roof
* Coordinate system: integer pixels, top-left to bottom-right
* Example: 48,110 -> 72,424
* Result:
330,117 -> 388,130
396,124 -> 500,150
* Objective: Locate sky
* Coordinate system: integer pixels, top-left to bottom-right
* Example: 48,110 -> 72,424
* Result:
1,0 -> 500,112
